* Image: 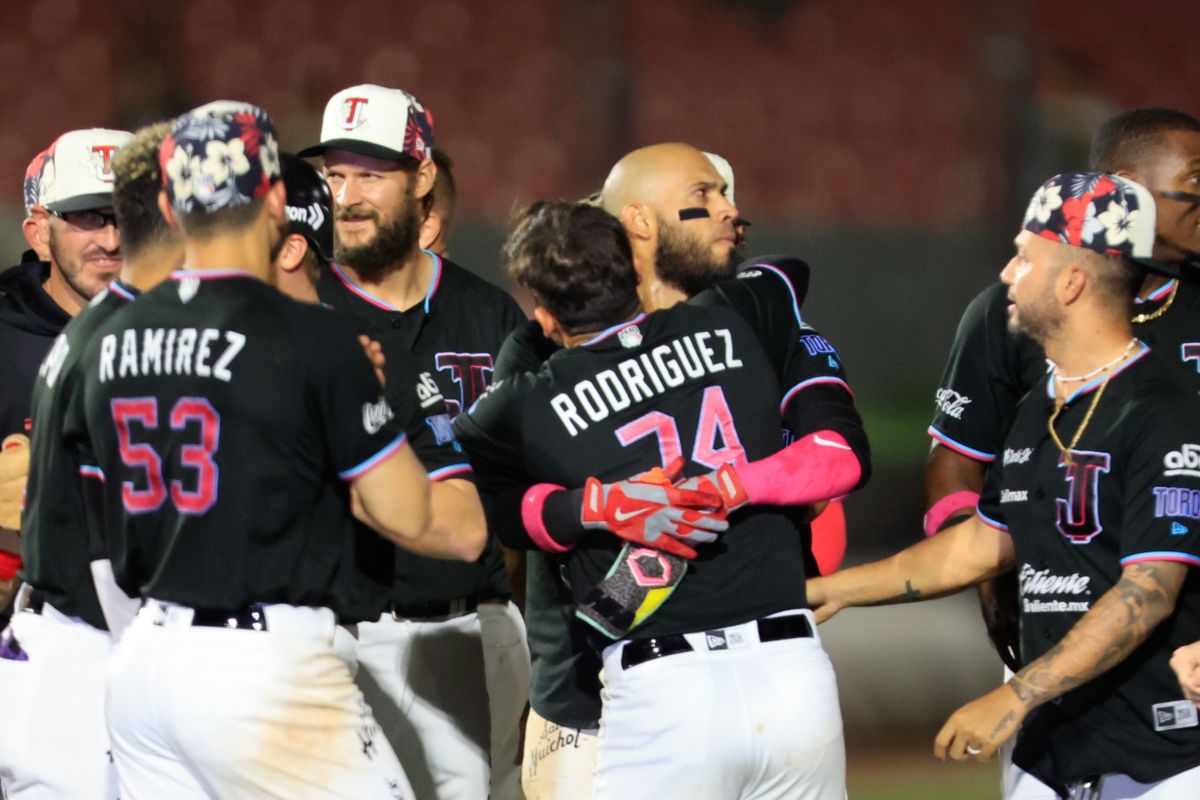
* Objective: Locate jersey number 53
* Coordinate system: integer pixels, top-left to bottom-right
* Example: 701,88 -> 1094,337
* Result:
111,396 -> 220,515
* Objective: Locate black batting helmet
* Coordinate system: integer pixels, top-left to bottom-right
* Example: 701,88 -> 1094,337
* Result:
281,152 -> 333,263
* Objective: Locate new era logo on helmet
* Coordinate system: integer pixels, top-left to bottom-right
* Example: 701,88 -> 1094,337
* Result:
91,144 -> 119,182
341,97 -> 369,130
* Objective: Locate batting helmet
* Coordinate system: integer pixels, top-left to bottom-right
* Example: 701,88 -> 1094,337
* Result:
281,153 -> 333,263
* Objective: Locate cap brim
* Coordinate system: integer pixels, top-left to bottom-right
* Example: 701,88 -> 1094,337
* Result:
45,193 -> 114,213
297,138 -> 418,163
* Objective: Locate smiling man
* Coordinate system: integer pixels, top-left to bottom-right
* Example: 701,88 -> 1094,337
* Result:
303,84 -> 528,800
0,128 -> 131,613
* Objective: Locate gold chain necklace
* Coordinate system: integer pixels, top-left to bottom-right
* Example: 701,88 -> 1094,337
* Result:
1048,376 -> 1113,466
1132,281 -> 1178,324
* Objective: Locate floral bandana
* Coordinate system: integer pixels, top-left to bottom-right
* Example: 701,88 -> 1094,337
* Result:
160,100 -> 281,214
1022,172 -> 1156,259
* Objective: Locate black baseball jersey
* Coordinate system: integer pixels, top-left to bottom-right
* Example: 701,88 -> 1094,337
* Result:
929,278 -> 1200,463
977,348 -> 1200,786
80,270 -> 417,614
489,259 -> 868,727
317,253 -> 524,606
459,302 -> 808,640
20,280 -> 139,629
0,253 -> 70,438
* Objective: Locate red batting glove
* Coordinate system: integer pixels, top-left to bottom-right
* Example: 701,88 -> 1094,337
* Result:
580,460 -> 729,559
676,463 -> 750,514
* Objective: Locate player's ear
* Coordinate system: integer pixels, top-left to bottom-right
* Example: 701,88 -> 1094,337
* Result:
21,208 -> 51,261
157,191 -> 179,230
276,234 -> 308,274
621,202 -> 653,243
1057,262 -> 1087,305
413,157 -> 437,201
419,208 -> 442,252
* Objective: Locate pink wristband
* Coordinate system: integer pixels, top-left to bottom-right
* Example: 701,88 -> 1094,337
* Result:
522,483 -> 573,553
923,490 -> 980,538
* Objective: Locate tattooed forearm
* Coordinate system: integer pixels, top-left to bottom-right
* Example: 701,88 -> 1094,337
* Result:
866,579 -> 923,606
1008,561 -> 1186,711
990,708 -> 1017,739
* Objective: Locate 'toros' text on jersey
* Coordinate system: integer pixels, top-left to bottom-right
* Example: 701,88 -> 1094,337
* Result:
97,327 -> 247,384
551,328 -> 744,436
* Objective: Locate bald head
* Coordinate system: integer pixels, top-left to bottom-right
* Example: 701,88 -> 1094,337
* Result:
601,143 -> 728,215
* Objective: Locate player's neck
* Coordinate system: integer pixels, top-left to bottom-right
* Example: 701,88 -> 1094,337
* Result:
120,242 -> 184,293
1046,317 -> 1136,396
1136,271 -> 1171,300
342,248 -> 432,312
181,233 -> 272,282
638,275 -> 688,312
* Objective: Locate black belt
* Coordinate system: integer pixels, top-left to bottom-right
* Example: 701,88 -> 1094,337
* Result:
389,593 -> 506,620
621,614 -> 813,670
179,604 -> 268,631
22,589 -> 46,615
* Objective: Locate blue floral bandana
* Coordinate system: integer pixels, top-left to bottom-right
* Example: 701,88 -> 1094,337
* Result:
160,101 -> 281,214
1022,172 -> 1156,259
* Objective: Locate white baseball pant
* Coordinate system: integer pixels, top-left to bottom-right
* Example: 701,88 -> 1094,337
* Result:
0,601 -> 116,799
107,600 -> 412,800
594,609 -> 845,800
521,707 -> 599,800
355,600 -> 530,800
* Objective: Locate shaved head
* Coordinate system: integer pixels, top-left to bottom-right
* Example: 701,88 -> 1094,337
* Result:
601,143 -> 726,215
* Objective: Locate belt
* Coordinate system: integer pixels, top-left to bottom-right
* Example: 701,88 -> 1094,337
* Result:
620,613 -> 813,670
389,593 -> 506,620
187,604 -> 269,631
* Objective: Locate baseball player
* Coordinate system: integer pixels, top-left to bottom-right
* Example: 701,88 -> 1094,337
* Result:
925,108 -> 1200,798
812,173 -> 1200,798
0,123 -> 166,799
458,200 -> 867,799
82,101 -> 436,800
275,151 -> 487,680
0,129 -> 132,614
302,84 -> 529,800
500,144 -> 868,799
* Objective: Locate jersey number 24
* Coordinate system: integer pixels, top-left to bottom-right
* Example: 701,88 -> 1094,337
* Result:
111,396 -> 219,515
616,386 -> 748,469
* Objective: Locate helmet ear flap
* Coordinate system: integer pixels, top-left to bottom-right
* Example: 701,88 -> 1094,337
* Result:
280,153 -> 334,264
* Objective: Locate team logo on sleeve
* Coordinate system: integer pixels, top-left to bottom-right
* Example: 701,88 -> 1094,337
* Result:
423,413 -> 456,446
362,397 -> 393,434
934,388 -> 972,420
1151,486 -> 1200,521
1163,444 -> 1200,477
415,371 -> 444,409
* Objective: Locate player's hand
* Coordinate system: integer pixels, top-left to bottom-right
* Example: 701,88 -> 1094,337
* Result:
934,684 -> 1027,762
581,459 -> 728,560
675,463 -> 750,515
358,335 -> 387,388
0,435 -> 30,532
805,575 -> 844,624
1170,641 -> 1200,706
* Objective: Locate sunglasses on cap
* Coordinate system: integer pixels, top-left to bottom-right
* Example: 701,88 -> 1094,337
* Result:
49,209 -> 119,231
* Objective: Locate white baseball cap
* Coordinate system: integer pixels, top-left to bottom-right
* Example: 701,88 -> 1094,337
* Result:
23,128 -> 133,216
704,151 -> 736,206
299,84 -> 436,163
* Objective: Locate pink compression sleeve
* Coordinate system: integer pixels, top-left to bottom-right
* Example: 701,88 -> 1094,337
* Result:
734,430 -> 862,506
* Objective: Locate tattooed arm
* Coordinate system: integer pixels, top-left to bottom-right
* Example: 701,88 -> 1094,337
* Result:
806,514 -> 1016,623
934,561 -> 1188,762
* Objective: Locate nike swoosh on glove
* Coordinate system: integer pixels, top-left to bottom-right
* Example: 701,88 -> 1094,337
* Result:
580,458 -> 729,559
